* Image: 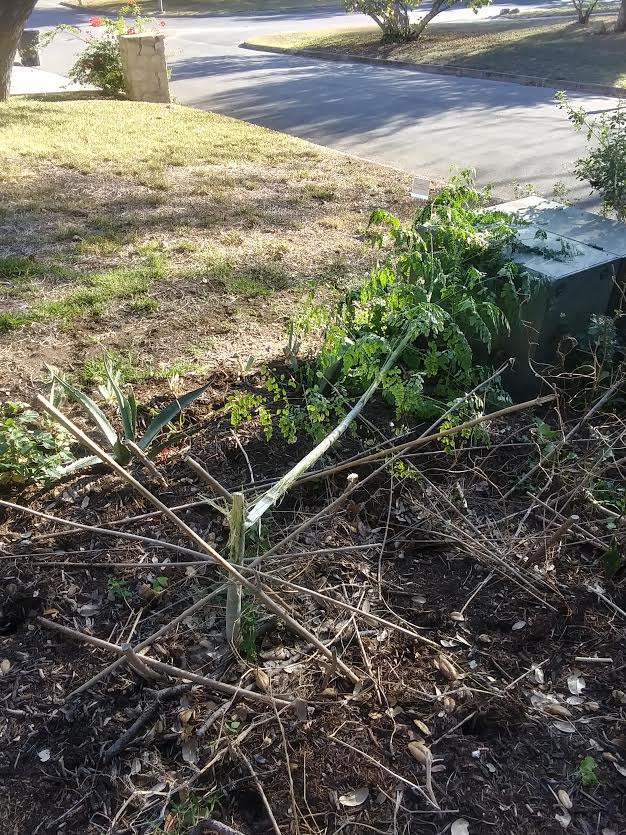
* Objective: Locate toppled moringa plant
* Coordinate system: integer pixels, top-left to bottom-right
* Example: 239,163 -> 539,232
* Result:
229,174 -> 534,444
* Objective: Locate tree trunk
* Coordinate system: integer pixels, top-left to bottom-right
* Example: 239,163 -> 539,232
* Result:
616,0 -> 626,30
0,0 -> 39,102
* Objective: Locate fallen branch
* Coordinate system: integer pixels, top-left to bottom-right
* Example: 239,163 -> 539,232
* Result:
296,395 -> 555,486
38,616 -> 291,708
103,683 -> 190,763
245,326 -> 420,528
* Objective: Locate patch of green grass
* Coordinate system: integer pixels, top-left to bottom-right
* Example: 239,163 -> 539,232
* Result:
249,18 -> 626,88
0,256 -> 46,296
81,349 -> 199,386
129,296 -> 160,314
227,262 -> 290,296
305,182 -> 337,201
171,238 -> 200,254
0,99 -> 323,186
74,233 -> 129,256
0,256 -> 165,333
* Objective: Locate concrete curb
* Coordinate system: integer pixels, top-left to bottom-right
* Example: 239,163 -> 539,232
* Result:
241,41 -> 625,100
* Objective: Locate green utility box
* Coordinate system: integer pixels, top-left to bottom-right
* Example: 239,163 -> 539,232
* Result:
491,197 -> 626,397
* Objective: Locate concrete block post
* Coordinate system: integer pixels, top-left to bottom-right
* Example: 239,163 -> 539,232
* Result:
119,33 -> 170,104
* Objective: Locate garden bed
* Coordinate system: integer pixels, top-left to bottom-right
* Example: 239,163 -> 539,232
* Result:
1,380 -> 626,834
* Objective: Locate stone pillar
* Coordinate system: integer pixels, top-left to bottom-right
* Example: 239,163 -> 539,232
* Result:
119,33 -> 170,104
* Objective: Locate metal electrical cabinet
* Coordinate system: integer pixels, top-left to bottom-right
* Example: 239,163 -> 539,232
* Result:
490,197 -> 626,397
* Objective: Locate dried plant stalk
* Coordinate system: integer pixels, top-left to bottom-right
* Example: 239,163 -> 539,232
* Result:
226,491 -> 245,648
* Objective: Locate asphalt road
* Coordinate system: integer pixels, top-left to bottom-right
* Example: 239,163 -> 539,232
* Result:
29,0 -> 619,203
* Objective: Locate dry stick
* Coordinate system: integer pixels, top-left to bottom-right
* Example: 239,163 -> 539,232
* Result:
237,748 -> 283,835
295,395 -> 555,487
586,583 -> 626,620
331,737 -> 443,812
38,616 -> 291,707
251,568 -> 441,651
36,396 -> 359,685
525,515 -> 579,567
225,491 -> 245,648
125,440 -> 168,487
0,499 -> 218,564
246,325 -> 420,528
504,377 -> 625,499
103,682 -> 190,763
185,456 -> 233,503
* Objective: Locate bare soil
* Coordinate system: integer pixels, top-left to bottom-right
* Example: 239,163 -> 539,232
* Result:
1,394 -> 625,835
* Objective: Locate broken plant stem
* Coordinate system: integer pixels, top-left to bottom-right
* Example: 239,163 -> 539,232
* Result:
296,394 -> 555,486
36,396 -> 360,683
526,515 -> 579,567
245,325 -> 419,528
185,456 -> 233,503
226,491 -> 246,649
38,616 -> 291,707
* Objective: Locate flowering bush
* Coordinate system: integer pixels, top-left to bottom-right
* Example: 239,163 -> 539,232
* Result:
45,5 -> 162,97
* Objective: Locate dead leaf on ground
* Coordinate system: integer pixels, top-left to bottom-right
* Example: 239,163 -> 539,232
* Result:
451,818 -> 470,835
338,786 -> 369,807
567,671 -> 586,695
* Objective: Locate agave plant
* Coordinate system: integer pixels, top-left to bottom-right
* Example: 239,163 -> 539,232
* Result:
51,363 -> 209,474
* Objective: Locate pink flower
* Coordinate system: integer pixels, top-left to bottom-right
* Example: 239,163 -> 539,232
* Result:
127,26 -> 135,34
159,20 -> 166,26
89,15 -> 103,26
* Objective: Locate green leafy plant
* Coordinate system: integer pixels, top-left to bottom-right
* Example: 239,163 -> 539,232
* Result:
107,577 -> 132,600
51,362 -> 209,474
0,401 -> 74,487
578,756 -> 599,786
229,172 -> 524,445
151,576 -> 169,594
556,93 -> 626,221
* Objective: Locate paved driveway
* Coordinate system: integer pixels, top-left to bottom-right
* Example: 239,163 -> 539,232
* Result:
30,0 -> 619,203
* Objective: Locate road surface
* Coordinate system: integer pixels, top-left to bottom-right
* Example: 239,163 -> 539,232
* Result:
29,0 -> 618,203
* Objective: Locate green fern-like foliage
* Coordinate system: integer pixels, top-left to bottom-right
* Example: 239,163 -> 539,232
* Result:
230,172 -> 527,443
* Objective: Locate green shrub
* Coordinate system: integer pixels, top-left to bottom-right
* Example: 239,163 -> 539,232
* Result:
557,92 -> 626,221
0,402 -> 74,487
229,172 -> 529,444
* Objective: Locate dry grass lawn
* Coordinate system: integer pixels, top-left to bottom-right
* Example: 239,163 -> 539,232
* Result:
248,17 -> 626,88
0,95 -> 411,397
